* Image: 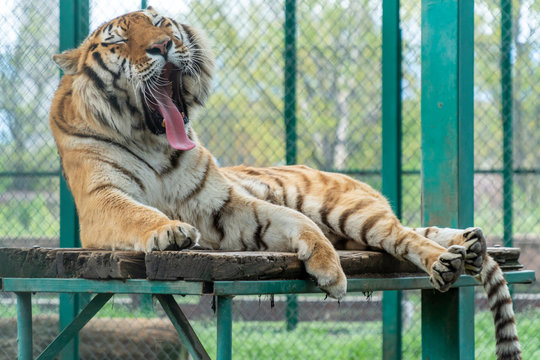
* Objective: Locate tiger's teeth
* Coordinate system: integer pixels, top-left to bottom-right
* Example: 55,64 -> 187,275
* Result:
162,120 -> 166,128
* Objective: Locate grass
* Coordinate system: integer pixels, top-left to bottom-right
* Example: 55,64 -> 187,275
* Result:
1,294 -> 539,359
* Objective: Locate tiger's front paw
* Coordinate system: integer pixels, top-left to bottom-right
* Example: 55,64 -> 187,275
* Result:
430,245 -> 465,292
462,227 -> 487,276
141,220 -> 200,253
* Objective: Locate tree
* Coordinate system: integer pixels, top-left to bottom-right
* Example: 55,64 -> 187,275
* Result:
0,0 -> 60,190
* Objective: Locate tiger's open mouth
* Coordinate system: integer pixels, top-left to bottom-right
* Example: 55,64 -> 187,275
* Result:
142,62 -> 196,151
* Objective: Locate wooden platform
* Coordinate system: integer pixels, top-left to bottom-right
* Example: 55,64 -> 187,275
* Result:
0,246 -> 522,280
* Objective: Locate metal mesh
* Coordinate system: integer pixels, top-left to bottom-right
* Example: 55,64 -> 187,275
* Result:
0,0 -> 538,359
0,0 -> 60,247
399,1 -> 540,358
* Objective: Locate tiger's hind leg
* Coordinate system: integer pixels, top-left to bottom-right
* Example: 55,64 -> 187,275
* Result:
336,202 -> 466,292
410,227 -> 487,276
224,166 -> 465,292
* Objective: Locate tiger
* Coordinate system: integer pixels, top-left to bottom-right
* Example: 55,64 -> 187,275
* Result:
49,7 -> 520,359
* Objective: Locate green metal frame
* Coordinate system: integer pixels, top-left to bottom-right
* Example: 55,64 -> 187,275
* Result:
156,294 -> 211,360
381,0 -> 402,359
284,0 -> 299,332
58,1 -> 89,359
16,292 -> 33,360
420,0 -> 475,358
38,294 -> 112,360
501,0 -> 513,248
4,271 -> 534,360
2,271 -> 534,295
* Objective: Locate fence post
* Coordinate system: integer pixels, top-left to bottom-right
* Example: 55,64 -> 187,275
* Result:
284,0 -> 299,332
284,0 -> 297,166
501,0 -> 513,248
381,0 -> 402,359
58,1 -> 89,359
420,0 -> 475,358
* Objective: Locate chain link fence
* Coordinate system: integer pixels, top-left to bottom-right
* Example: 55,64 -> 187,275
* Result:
0,0 -> 538,358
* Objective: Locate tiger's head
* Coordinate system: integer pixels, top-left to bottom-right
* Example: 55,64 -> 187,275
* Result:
53,7 -> 214,150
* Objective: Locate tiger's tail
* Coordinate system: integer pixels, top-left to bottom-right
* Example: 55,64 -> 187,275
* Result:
477,256 -> 521,360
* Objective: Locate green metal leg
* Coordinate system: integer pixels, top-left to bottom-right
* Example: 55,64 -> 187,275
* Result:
156,295 -> 210,360
141,294 -> 154,313
59,293 -> 79,360
383,291 -> 402,360
16,292 -> 33,360
286,294 -> 298,331
37,293 -> 113,360
217,296 -> 233,360
421,287 -> 474,359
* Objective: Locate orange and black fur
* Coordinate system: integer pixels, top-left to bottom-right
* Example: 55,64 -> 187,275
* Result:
49,8 -> 521,359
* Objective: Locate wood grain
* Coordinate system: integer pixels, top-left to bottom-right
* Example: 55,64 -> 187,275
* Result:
0,247 -> 521,280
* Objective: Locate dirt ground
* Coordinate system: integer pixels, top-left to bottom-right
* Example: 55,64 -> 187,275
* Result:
0,315 -> 188,360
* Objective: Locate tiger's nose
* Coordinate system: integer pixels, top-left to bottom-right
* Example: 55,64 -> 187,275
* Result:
146,38 -> 172,56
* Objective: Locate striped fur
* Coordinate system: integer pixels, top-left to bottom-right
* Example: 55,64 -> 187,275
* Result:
410,227 -> 521,359
49,9 -> 520,358
480,257 -> 521,359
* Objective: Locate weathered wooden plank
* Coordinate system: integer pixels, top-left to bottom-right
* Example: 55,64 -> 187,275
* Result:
145,247 -> 521,281
0,247 -> 521,280
58,251 -> 146,279
0,248 -> 59,278
146,250 -> 420,281
0,248 -> 146,279
486,246 -> 522,270
146,250 -> 304,281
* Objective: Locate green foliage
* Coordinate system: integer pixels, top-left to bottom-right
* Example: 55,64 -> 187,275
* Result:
0,0 -> 60,190
0,191 -> 58,238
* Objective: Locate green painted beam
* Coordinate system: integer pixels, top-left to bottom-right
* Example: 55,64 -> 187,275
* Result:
210,271 -> 534,295
420,0 -> 475,358
37,294 -> 112,360
421,287 -> 475,359
0,171 -> 59,177
16,292 -> 33,360
382,0 -> 402,216
59,1 -> 88,359
382,291 -> 402,360
2,278 -> 206,294
381,1 -> 403,358
286,293 -> 298,331
284,0 -> 297,165
156,295 -> 210,360
420,0 -> 474,228
284,0 -> 299,332
501,0 -> 513,248
2,271 -> 534,295
216,296 -> 233,360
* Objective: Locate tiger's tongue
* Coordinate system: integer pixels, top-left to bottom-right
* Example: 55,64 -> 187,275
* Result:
154,89 -> 196,151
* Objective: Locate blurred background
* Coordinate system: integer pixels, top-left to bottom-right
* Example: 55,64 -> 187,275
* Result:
0,0 -> 538,359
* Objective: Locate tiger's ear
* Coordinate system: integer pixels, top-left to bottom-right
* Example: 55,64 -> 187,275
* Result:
53,48 -> 82,75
